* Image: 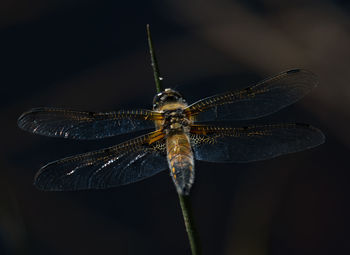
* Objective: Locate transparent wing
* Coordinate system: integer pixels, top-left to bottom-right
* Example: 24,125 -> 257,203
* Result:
190,123 -> 325,162
185,69 -> 318,122
34,130 -> 167,191
18,107 -> 163,140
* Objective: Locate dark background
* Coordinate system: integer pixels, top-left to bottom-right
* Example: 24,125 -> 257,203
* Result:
1,0 -> 349,254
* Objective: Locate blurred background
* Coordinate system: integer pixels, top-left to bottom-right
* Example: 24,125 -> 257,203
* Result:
1,0 -> 349,254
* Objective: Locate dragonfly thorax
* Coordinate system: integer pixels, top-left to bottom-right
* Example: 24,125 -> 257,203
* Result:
163,109 -> 191,134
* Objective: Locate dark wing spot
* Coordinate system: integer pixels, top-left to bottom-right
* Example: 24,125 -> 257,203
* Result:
104,148 -> 113,153
286,69 -> 301,74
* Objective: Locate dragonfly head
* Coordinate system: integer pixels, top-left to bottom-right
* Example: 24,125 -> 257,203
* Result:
153,88 -> 186,110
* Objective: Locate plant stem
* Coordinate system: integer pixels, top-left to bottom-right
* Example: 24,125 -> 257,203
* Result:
146,24 -> 163,93
178,194 -> 202,255
146,24 -> 201,254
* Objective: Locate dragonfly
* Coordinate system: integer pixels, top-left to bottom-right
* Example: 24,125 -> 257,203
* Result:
18,69 -> 325,195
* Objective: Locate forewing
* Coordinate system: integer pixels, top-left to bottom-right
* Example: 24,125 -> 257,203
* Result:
185,69 -> 318,121
190,123 -> 325,162
18,107 -> 163,140
34,130 -> 167,191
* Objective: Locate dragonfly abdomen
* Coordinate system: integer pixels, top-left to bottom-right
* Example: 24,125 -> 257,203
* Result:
166,132 -> 194,195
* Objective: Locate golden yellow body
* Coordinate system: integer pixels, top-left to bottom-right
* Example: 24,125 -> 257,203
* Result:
166,133 -> 193,176
155,100 -> 195,194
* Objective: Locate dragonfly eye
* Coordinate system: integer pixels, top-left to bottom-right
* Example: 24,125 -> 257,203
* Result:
152,88 -> 184,109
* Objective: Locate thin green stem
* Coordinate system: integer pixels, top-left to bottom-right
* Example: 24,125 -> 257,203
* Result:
146,24 -> 163,93
146,24 -> 201,254
178,194 -> 202,255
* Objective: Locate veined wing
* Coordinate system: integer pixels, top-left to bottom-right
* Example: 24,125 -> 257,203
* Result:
185,69 -> 318,122
18,107 -> 163,140
190,123 -> 325,162
34,130 -> 167,191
